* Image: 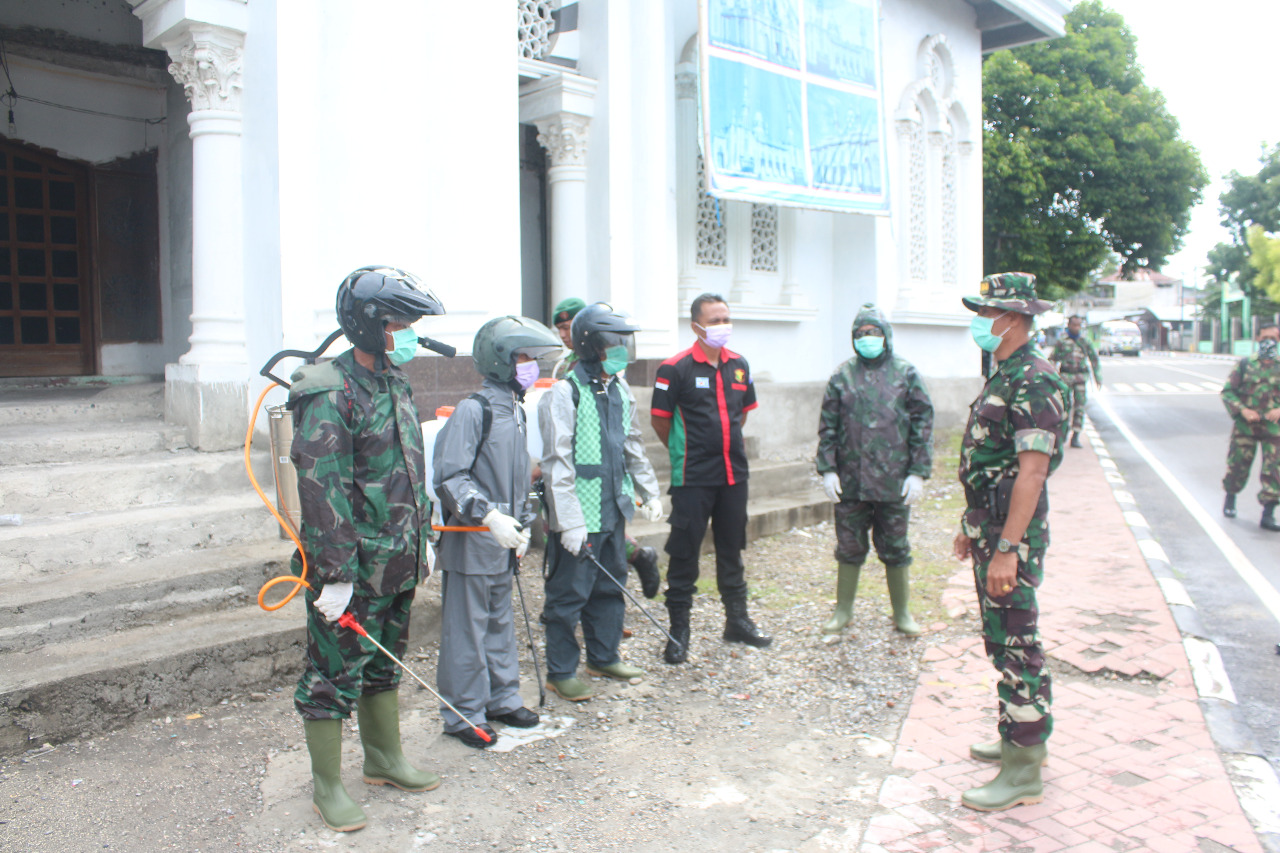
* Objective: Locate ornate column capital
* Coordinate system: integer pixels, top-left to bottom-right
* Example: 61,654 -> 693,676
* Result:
166,25 -> 244,113
535,114 -> 591,169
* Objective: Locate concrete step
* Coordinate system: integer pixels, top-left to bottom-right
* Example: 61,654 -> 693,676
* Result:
0,592 -> 443,757
623,485 -> 831,553
0,418 -> 188,466
0,492 -> 281,581
0,540 -> 292,653
0,381 -> 165,427
0,447 -> 274,517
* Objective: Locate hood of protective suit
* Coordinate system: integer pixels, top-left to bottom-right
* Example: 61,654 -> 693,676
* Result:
852,303 -> 893,362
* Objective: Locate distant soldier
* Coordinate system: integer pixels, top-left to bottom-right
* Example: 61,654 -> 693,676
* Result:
1220,321 -> 1280,531
1049,315 -> 1100,448
954,272 -> 1069,812
816,304 -> 933,637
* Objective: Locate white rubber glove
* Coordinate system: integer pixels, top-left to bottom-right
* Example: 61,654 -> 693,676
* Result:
560,524 -> 588,556
901,474 -> 924,506
515,528 -> 532,560
483,508 -> 525,549
314,582 -> 353,622
639,497 -> 664,523
422,542 -> 436,582
822,472 -> 843,504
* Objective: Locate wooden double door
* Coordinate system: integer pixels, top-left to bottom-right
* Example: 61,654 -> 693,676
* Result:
0,139 -> 160,378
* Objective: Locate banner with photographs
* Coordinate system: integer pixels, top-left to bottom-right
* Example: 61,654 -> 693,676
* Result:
699,0 -> 889,215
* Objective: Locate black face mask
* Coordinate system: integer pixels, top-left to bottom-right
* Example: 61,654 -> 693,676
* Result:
1260,338 -> 1278,360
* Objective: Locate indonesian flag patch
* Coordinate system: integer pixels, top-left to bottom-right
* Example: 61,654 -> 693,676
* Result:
655,379 -> 669,391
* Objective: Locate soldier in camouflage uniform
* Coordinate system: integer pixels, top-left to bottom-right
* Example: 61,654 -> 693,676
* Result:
1048,314 -> 1100,447
816,303 -> 933,637
1220,321 -> 1280,531
288,267 -> 445,832
954,272 -> 1068,812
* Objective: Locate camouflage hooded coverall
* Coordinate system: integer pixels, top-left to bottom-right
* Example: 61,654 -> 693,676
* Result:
288,350 -> 433,720
959,342 -> 1068,746
816,304 -> 933,569
1220,351 -> 1280,504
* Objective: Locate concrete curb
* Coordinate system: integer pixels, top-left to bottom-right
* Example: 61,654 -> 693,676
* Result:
1082,417 -> 1280,850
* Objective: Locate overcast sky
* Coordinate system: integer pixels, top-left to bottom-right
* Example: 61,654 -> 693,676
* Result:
1102,0 -> 1280,286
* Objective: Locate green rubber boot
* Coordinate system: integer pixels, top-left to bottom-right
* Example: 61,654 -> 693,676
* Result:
885,563 -> 921,636
356,691 -> 440,792
970,739 -> 1050,765
547,677 -> 594,702
586,661 -> 646,683
821,562 -> 861,634
961,741 -> 1047,812
304,719 -> 367,833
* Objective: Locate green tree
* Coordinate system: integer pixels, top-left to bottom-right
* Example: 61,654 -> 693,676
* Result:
1246,225 -> 1280,303
1205,144 -> 1280,315
982,1 -> 1207,297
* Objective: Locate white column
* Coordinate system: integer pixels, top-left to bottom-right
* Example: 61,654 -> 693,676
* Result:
132,0 -> 249,451
675,61 -> 700,304
535,114 -> 592,311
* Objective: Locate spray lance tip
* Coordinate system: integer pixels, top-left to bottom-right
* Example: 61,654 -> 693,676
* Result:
337,612 -> 367,636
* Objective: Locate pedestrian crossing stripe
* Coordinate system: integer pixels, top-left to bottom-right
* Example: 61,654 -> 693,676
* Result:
1106,380 -> 1221,395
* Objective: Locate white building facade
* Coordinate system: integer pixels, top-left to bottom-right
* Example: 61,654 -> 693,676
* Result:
0,0 -> 1066,450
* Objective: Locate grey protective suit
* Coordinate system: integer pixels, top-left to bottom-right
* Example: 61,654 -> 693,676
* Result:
538,366 -> 661,678
432,379 -> 537,732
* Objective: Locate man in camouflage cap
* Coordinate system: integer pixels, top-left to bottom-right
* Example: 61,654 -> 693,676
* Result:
1220,321 -> 1280,530
816,303 -> 933,637
1049,315 -> 1101,448
954,272 -> 1068,812
288,267 -> 445,832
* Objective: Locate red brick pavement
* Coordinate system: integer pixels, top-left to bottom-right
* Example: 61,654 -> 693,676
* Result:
866,439 -> 1262,852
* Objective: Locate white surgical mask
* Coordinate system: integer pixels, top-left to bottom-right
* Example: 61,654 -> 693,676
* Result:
696,322 -> 732,349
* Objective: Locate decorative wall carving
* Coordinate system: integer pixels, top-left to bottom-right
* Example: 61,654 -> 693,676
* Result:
696,152 -> 727,267
518,0 -> 559,60
750,204 -> 778,272
535,114 -> 590,167
904,118 -> 927,280
167,27 -> 244,112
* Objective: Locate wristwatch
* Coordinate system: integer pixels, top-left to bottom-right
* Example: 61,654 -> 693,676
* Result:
996,538 -> 1014,554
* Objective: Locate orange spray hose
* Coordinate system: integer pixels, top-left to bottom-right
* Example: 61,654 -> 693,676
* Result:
245,382 -> 312,611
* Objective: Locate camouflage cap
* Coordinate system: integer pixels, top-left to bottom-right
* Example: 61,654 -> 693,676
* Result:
961,272 -> 1053,315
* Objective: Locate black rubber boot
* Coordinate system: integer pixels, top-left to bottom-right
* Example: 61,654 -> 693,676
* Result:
664,607 -> 690,664
1263,502 -> 1279,532
1224,493 -> 1237,518
722,598 -> 772,648
631,546 -> 661,599
1069,431 -> 1082,448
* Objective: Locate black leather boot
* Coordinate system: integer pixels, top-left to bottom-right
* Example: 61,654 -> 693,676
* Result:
1262,502 -> 1279,532
1069,431 -> 1082,448
722,598 -> 772,648
1223,493 -> 1237,518
631,546 -> 661,599
664,607 -> 690,664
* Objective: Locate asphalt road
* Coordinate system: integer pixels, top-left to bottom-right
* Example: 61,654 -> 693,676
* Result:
1085,351 -> 1280,771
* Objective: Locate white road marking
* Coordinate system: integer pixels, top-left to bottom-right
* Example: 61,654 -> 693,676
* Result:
1096,394 -> 1280,626
1149,361 -> 1231,383
1157,577 -> 1195,608
1183,637 -> 1237,703
1177,382 -> 1205,392
1122,510 -> 1148,528
1223,754 -> 1280,836
1200,381 -> 1222,392
1133,382 -> 1156,392
1137,538 -> 1169,563
1156,382 -> 1181,392
1111,382 -> 1134,393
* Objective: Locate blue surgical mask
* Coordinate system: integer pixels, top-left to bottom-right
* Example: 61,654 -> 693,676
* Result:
601,345 -> 630,376
970,312 -> 1009,353
387,327 -> 419,365
854,336 -> 885,360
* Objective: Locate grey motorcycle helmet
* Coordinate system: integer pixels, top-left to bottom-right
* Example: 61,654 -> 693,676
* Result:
472,315 -> 562,384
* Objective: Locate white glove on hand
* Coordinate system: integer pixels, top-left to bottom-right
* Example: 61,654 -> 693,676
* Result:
560,524 -> 588,556
314,582 -> 353,622
822,472 -> 843,504
422,542 -> 436,582
515,528 -> 532,560
639,497 -> 664,523
901,474 -> 924,506
483,508 -> 525,549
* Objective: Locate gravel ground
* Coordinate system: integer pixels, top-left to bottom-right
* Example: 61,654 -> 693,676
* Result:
1,443 -> 980,853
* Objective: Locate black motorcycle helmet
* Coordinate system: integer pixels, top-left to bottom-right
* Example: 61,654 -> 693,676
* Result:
570,302 -> 640,366
336,266 -> 445,355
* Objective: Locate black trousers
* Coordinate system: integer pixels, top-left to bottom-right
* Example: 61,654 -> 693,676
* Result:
663,482 -> 748,610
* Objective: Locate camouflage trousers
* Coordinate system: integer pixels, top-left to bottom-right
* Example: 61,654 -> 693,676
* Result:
1063,377 -> 1089,431
1223,426 -> 1280,504
834,499 -> 911,568
971,527 -> 1052,746
295,587 -> 415,720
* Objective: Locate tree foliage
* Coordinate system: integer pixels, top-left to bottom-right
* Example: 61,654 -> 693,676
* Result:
1205,144 -> 1280,313
982,1 -> 1207,297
